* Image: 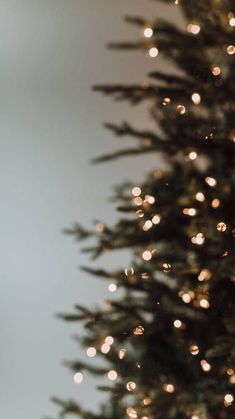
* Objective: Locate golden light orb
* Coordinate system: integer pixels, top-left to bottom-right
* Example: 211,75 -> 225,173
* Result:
107,370 -> 118,381
191,92 -> 201,105
144,27 -> 154,38
149,47 -> 159,58
195,192 -> 205,202
187,24 -> 201,34
142,250 -> 152,261
126,381 -> 137,391
73,372 -> 83,384
86,347 -> 97,358
133,325 -> 145,336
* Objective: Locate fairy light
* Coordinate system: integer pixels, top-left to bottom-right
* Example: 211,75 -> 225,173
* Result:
149,47 -> 159,58
144,27 -> 154,38
201,360 -> 211,372
191,92 -> 201,105
227,45 -> 235,55
189,151 -> 198,160
119,348 -> 127,359
107,370 -> 118,381
163,384 -> 175,393
227,368 -> 234,375
126,407 -> 138,419
105,336 -> 114,345
133,197 -> 143,206
87,347 -> 97,358
145,195 -> 155,204
143,398 -> 152,406
163,97 -> 171,106
224,394 -> 234,407
152,214 -> 161,224
142,250 -> 152,261
96,222 -> 105,233
190,344 -> 200,355
187,23 -> 201,34
136,209 -> 144,218
191,233 -> 205,245
195,192 -> 205,202
163,263 -> 172,272
191,416 -> 200,419
230,375 -> 235,384
200,298 -> 210,309
205,176 -> 217,187
182,293 -> 191,304
212,66 -> 221,76
133,325 -> 145,336
143,220 -> 153,231
126,381 -> 136,391
177,105 -> 186,114
174,319 -> 182,329
198,269 -> 211,282
108,283 -> 117,293
101,343 -> 111,354
229,17 -> 235,27
217,222 -> 227,232
183,208 -> 197,216
132,187 -> 142,197
73,372 -> 83,384
125,267 -> 135,276
212,198 -> 220,208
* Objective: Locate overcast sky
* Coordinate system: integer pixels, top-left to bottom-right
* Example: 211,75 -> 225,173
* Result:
0,1 -> 182,418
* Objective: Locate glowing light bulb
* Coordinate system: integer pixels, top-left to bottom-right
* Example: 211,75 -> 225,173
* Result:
191,92 -> 201,105
86,347 -> 97,358
108,283 -> 117,293
163,263 -> 172,272
101,343 -> 111,354
187,24 -> 201,34
195,192 -> 205,202
198,269 -> 211,282
133,325 -> 145,336
205,177 -> 217,187
152,214 -> 161,224
142,250 -> 152,261
163,384 -> 175,393
182,293 -> 191,304
189,151 -> 198,160
145,195 -> 155,204
144,27 -> 153,38
212,66 -> 221,76
107,370 -> 118,381
229,17 -> 235,27
126,407 -> 137,418
177,104 -> 186,114
201,360 -> 211,372
126,381 -> 136,391
227,45 -> 235,55
149,47 -> 159,58
105,336 -> 114,345
200,299 -> 210,309
190,344 -> 200,355
125,267 -> 135,276
73,372 -> 83,384
119,348 -> 127,359
132,186 -> 142,197
143,220 -> 153,231
224,394 -> 234,406
217,222 -> 227,232
174,319 -> 182,329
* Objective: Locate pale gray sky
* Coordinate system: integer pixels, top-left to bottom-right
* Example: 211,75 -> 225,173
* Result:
0,1 -> 182,418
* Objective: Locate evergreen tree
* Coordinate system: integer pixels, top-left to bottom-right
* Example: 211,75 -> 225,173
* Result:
51,1 -> 235,418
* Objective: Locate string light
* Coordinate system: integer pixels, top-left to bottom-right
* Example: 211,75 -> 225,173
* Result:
136,209 -> 144,218
212,65 -> 221,76
224,394 -> 234,407
195,192 -> 205,202
182,293 -> 192,304
217,222 -> 227,232
142,250 -> 152,261
86,347 -> 97,357
133,325 -> 145,336
199,298 -> 210,309
143,220 -> 153,231
108,283 -> 117,293
126,381 -> 136,391
152,214 -> 161,224
132,187 -> 142,197
198,269 -> 211,282
163,384 -> 175,393
187,24 -> 201,34
205,176 -> 217,187
191,233 -> 205,245
73,372 -> 83,384
107,370 -> 118,381
212,198 -> 220,208
229,16 -> 235,27
227,45 -> 235,55
143,398 -> 152,406
133,197 -> 143,206
191,93 -> 201,105
125,267 -> 135,276
126,407 -> 138,419
189,151 -> 198,160
190,344 -> 200,355
145,195 -> 155,204
105,336 -> 114,345
163,263 -> 172,272
144,27 -> 153,38
119,348 -> 127,359
96,222 -> 105,233
183,208 -> 197,216
163,97 -> 171,106
174,319 -> 182,328
101,343 -> 111,354
227,368 -> 234,376
149,47 -> 159,58
177,105 -> 186,114
200,360 -> 211,372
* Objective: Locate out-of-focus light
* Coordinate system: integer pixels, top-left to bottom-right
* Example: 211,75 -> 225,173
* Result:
195,192 -> 205,202
107,370 -> 118,381
142,250 -> 152,261
108,283 -> 117,293
191,92 -> 201,105
144,27 -> 153,38
149,47 -> 159,58
73,372 -> 83,384
187,24 -> 201,34
132,187 -> 142,197
87,347 -> 97,358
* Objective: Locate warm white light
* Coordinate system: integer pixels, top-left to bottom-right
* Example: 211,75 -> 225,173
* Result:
224,394 -> 234,404
229,17 -> 235,27
144,27 -> 154,38
174,320 -> 182,329
191,93 -> 201,105
212,198 -> 220,208
105,336 -> 114,345
195,192 -> 205,202
201,360 -> 211,372
152,214 -> 161,224
125,267 -> 135,276
217,222 -> 227,232
133,325 -> 145,336
182,293 -> 191,304
119,348 -> 127,359
177,105 -> 186,114
142,250 -> 152,261
87,347 -> 97,358
101,343 -> 111,354
73,372 -> 83,384
189,151 -> 198,160
126,381 -> 136,391
163,384 -> 175,393
187,24 -> 201,34
227,45 -> 235,55
200,299 -> 210,309
132,187 -> 142,197
190,345 -> 200,355
108,283 -> 117,293
107,370 -> 118,381
198,269 -> 211,282
143,220 -> 153,231
212,66 -> 221,76
205,177 -> 217,187
145,195 -> 155,204
126,407 -> 137,418
149,47 -> 159,57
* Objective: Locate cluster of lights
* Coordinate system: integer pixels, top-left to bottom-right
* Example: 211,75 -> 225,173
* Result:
101,336 -> 114,354
187,23 -> 201,35
191,233 -> 205,245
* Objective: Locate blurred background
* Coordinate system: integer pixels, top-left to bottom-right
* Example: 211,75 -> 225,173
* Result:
0,1 -> 182,418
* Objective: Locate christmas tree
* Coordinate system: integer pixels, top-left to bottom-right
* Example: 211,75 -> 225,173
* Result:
51,1 -> 235,418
